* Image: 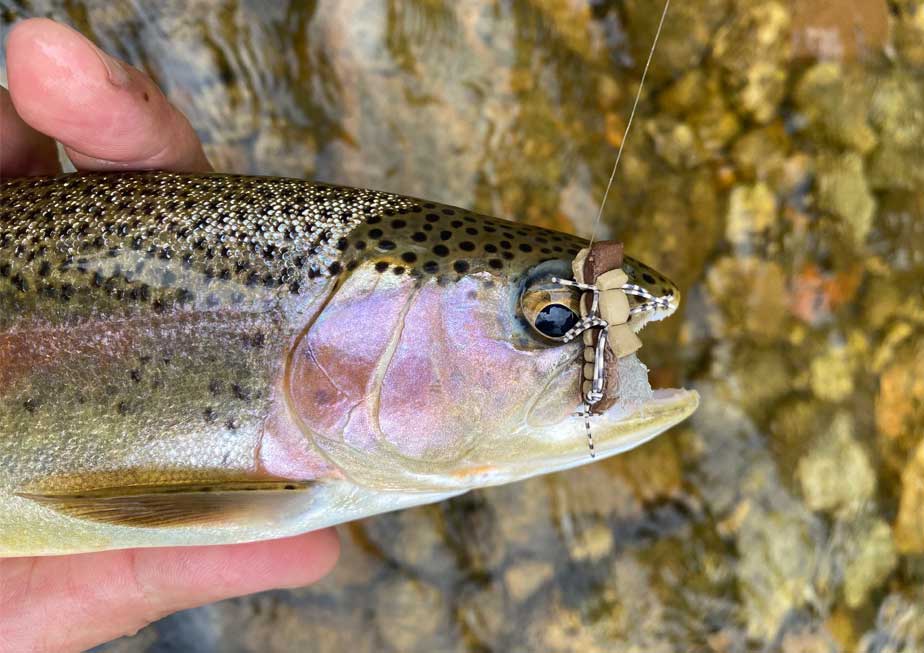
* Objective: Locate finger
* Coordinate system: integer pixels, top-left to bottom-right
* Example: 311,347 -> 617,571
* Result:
0,529 -> 339,653
0,86 -> 60,177
6,18 -> 211,173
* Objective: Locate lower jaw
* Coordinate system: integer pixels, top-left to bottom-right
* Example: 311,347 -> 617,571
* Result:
456,387 -> 699,489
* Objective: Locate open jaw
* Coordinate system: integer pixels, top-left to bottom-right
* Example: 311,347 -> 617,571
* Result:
453,355 -> 700,490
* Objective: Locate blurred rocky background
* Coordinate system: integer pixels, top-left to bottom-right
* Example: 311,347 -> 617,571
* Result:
2,0 -> 923,650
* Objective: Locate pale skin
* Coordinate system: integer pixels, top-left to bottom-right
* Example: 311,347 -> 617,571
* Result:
0,18 -> 340,653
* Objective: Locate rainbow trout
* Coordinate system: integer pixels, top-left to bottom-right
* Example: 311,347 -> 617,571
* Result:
0,172 -> 697,555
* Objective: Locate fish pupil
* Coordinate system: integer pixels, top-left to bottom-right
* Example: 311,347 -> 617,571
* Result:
535,304 -> 578,338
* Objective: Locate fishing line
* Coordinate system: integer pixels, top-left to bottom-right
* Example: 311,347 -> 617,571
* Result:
573,0 -> 671,458
588,0 -> 671,248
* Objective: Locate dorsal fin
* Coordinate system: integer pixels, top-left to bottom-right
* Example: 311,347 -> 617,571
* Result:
16,480 -> 314,528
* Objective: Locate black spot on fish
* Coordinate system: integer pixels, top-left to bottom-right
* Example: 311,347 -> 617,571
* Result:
375,261 -> 389,273
433,245 -> 449,257
453,260 -> 470,274
401,252 -> 417,264
422,261 -> 439,274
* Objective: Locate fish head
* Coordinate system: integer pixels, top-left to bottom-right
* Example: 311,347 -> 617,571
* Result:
287,206 -> 698,492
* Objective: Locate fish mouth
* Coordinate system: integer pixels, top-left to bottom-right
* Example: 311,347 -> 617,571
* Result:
456,386 -> 699,489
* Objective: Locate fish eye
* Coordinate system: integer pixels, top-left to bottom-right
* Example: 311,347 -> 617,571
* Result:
520,278 -> 582,343
534,303 -> 579,338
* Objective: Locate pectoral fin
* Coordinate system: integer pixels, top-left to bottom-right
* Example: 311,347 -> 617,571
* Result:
16,481 -> 314,528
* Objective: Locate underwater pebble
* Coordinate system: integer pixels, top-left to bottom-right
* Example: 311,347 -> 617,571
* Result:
504,559 -> 554,601
567,522 -> 614,562
875,346 -> 924,478
713,1 -> 791,123
894,438 -> 924,554
706,257 -> 789,343
842,517 -> 897,609
375,577 -> 452,652
857,592 -> 924,652
797,413 -> 875,514
794,63 -> 877,153
809,343 -> 855,403
814,152 -> 876,244
725,182 -> 778,247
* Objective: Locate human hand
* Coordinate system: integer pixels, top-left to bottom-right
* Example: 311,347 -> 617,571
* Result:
0,18 -> 340,652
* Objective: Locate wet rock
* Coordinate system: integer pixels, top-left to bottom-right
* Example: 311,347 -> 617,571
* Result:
778,623 -> 840,653
768,398 -> 835,473
892,2 -> 924,67
233,597 -> 376,653
720,346 -> 794,421
494,478 -> 561,556
841,517 -> 897,609
857,592 -> 924,652
658,69 -> 709,115
604,434 -> 683,504
375,577 -> 455,652
809,341 -> 855,403
690,388 -> 824,641
645,117 -> 705,169
713,1 -> 792,123
525,554 -> 674,653
875,345 -> 924,479
360,505 -> 459,581
456,581 -> 509,649
736,500 -> 821,640
553,461 -> 643,522
504,559 -> 555,601
793,63 -> 877,153
894,437 -> 924,554
622,0 -> 730,81
790,0 -> 889,61
867,70 -> 924,191
825,608 -> 858,652
797,413 -> 875,514
566,521 -> 615,562
730,122 -> 791,183
814,152 -> 876,244
725,182 -> 778,248
706,257 -> 789,343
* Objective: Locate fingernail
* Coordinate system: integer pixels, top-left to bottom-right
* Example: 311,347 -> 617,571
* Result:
94,48 -> 132,87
